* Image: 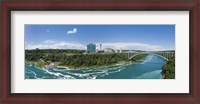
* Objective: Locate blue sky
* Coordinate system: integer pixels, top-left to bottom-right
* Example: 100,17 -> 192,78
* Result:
25,25 -> 175,51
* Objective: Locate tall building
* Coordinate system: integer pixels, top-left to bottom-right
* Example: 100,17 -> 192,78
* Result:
87,43 -> 96,53
100,42 -> 102,50
120,48 -> 122,53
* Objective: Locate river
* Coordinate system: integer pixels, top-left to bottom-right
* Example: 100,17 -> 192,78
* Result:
25,54 -> 167,79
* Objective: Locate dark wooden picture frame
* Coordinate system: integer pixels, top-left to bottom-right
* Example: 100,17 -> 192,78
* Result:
0,0 -> 199,103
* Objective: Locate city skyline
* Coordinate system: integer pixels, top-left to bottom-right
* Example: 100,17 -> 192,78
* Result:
25,25 -> 175,51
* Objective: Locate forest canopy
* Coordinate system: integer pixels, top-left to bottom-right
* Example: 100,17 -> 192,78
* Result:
25,49 -> 149,69
162,56 -> 175,79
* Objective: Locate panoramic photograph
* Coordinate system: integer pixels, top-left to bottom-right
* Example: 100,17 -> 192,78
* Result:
25,25 -> 175,79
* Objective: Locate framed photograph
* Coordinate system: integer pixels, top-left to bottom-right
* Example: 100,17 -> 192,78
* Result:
1,0 -> 199,103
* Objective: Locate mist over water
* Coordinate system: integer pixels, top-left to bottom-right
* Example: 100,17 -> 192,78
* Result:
25,54 -> 167,79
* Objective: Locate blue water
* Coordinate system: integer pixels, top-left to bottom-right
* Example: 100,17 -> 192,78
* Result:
25,54 -> 167,79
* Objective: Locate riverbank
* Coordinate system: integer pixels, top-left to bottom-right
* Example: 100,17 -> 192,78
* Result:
25,53 -> 148,70
56,61 -> 133,70
162,56 -> 175,79
131,54 -> 148,62
26,60 -> 133,70
26,53 -> 131,69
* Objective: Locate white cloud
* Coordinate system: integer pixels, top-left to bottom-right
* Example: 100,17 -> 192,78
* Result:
25,40 -> 85,50
67,28 -> 77,34
96,42 -> 162,51
25,40 -> 167,51
43,40 -> 57,44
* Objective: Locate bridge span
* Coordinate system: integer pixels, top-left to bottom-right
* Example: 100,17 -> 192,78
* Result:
122,51 -> 175,61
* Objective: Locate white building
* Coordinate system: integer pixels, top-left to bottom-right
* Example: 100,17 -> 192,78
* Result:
120,48 -> 122,53
100,42 -> 102,51
104,48 -> 115,53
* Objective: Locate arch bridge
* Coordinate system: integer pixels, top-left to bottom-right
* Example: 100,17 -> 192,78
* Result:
122,51 -> 175,61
